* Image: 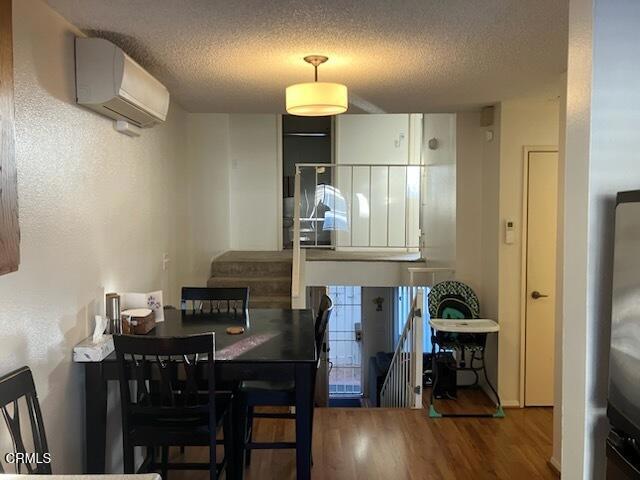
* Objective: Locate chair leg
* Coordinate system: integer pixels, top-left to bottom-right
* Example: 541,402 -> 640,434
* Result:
161,446 -> 169,480
123,441 -> 135,474
309,402 -> 315,467
223,409 -> 233,477
245,405 -> 254,467
145,446 -> 156,473
209,436 -> 217,480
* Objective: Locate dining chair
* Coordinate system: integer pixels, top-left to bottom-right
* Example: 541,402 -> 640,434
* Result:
0,366 -> 51,474
114,333 -> 232,480
242,294 -> 333,465
181,286 -> 249,313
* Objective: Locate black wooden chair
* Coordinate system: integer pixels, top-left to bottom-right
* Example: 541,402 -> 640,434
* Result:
242,294 -> 333,464
114,334 -> 232,480
181,287 -> 249,313
0,366 -> 51,474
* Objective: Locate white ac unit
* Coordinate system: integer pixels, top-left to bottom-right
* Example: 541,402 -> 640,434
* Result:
75,38 -> 170,128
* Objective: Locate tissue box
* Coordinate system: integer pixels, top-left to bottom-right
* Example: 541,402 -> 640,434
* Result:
73,335 -> 114,362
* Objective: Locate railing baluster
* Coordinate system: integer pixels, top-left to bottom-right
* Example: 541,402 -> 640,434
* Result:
405,166 -> 409,250
406,327 -> 411,406
379,288 -> 424,409
413,289 -> 424,409
393,367 -> 396,407
386,165 -> 390,247
292,163 -> 425,250
392,368 -> 396,407
369,165 -> 372,247
402,334 -> 407,406
408,328 -> 412,406
400,340 -> 404,407
390,369 -> 394,407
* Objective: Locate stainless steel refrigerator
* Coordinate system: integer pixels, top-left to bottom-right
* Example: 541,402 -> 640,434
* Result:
607,191 -> 640,479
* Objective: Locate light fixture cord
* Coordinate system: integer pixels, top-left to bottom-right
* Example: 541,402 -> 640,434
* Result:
314,64 -> 318,82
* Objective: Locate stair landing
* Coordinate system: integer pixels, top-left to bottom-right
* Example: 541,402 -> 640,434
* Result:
208,251 -> 292,309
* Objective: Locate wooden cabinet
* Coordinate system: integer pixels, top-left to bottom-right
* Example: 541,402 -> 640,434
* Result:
0,0 -> 20,275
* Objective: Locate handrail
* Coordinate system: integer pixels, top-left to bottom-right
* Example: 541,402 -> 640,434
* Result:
380,288 -> 424,408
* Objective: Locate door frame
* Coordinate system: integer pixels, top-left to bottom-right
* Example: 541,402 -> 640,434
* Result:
276,114 -> 284,250
518,145 -> 559,407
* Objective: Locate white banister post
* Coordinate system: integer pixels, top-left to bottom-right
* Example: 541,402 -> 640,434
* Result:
412,288 -> 424,408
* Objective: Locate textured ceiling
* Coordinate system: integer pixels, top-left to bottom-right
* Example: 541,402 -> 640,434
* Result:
46,0 -> 568,113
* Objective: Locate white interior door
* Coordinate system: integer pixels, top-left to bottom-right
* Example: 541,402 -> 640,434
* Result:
524,150 -> 558,406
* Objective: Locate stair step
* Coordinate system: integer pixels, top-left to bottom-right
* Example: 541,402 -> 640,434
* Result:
211,261 -> 292,278
207,276 -> 291,296
250,295 -> 292,309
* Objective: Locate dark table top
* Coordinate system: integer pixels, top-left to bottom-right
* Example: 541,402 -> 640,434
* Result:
103,308 -> 317,364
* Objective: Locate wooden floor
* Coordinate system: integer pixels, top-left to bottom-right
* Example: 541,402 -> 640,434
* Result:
171,405 -> 556,480
425,386 -> 502,415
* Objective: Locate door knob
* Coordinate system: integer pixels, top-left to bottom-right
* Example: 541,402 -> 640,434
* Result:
531,290 -> 549,299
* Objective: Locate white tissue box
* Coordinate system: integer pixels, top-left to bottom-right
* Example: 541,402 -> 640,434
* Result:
73,335 -> 114,362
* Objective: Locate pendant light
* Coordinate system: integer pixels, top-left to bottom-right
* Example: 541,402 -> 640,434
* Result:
286,55 -> 348,116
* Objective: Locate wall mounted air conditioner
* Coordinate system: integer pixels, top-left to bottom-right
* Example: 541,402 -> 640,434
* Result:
75,38 -> 170,128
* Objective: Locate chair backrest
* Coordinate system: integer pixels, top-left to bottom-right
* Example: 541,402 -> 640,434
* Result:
181,287 -> 249,313
113,334 -> 216,433
0,366 -> 51,474
428,280 -> 480,319
314,294 -> 334,356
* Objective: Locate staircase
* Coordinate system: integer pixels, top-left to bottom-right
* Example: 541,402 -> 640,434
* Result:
380,288 -> 424,409
208,251 -> 292,309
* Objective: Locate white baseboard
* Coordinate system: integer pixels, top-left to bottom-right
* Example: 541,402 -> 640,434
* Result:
478,384 -> 521,408
548,456 -> 561,475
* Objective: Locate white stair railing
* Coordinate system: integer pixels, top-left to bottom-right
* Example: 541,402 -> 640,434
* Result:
293,163 -> 422,250
380,288 -> 424,408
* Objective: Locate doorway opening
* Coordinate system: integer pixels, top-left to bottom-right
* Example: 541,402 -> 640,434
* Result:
282,115 -> 333,249
327,285 -> 363,397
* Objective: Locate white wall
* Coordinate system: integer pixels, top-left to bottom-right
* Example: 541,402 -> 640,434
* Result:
552,74 -> 567,472
335,114 -> 412,165
479,105 -> 501,390
228,114 -> 280,251
497,97 -> 560,405
452,109 -> 501,390
422,114 -> 456,267
0,0 -> 189,472
563,0 -> 640,477
361,287 -> 393,398
183,114 -> 231,285
334,114 -> 422,248
456,112 -> 485,295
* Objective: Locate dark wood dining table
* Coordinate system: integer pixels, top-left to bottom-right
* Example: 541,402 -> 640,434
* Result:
82,308 -> 317,480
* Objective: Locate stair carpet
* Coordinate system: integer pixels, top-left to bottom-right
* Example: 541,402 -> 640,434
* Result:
207,253 -> 292,309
